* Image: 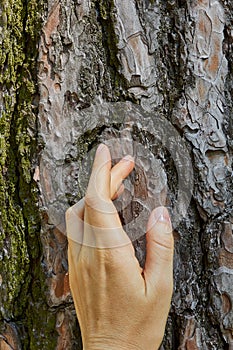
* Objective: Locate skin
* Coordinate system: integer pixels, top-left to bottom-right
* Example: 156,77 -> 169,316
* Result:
66,144 -> 174,350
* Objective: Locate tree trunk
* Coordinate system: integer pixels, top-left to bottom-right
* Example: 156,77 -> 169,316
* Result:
0,0 -> 232,349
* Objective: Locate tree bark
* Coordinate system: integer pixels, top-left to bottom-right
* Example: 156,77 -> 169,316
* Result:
0,0 -> 233,349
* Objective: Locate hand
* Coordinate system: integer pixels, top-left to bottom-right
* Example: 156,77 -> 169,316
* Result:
66,144 -> 174,350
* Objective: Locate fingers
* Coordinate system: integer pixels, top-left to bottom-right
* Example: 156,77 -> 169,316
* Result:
84,144 -> 122,229
143,206 -> 174,298
66,198 -> 85,258
86,144 -> 112,204
66,148 -> 135,250
110,155 -> 134,198
84,144 -> 132,248
84,144 -> 121,230
111,183 -> 125,201
66,190 -> 124,260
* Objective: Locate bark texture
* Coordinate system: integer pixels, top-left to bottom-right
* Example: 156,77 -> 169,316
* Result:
0,0 -> 233,349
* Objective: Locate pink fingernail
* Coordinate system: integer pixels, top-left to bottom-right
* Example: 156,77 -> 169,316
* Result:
153,206 -> 172,233
122,155 -> 134,162
96,143 -> 106,155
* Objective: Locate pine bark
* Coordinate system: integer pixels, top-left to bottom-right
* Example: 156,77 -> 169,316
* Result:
0,0 -> 233,349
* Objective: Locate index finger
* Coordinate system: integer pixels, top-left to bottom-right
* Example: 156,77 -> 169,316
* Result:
85,144 -> 122,228
84,144 -> 131,248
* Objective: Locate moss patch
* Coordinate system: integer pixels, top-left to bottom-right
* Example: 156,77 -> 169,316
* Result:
0,0 -> 57,348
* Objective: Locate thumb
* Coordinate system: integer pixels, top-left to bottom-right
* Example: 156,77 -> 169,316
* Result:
144,206 -> 174,296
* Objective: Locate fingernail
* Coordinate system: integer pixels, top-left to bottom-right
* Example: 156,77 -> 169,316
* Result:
153,206 -> 172,234
96,143 -> 106,155
122,155 -> 134,162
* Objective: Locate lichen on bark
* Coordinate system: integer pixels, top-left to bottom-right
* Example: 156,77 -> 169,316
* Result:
0,0 -> 57,348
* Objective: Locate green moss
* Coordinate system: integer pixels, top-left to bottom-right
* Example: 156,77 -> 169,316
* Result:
98,0 -> 108,20
0,0 -> 57,348
0,0 -> 35,316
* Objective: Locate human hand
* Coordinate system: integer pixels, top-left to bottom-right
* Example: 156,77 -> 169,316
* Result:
66,144 -> 174,350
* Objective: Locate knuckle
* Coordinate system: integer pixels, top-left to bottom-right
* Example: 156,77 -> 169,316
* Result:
84,193 -> 99,209
149,233 -> 174,252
